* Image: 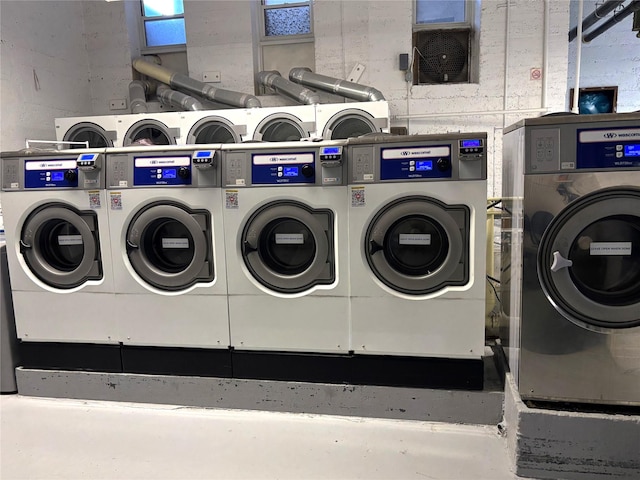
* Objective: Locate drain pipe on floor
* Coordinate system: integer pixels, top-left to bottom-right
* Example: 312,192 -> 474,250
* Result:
257,71 -> 320,105
157,84 -> 204,111
132,57 -> 262,108
289,67 -> 386,102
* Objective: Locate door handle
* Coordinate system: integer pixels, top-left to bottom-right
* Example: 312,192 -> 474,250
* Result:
550,251 -> 573,272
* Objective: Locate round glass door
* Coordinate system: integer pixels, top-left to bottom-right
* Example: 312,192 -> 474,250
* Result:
64,122 -> 114,148
126,202 -> 213,291
538,188 -> 640,330
241,201 -> 334,293
365,196 -> 469,295
188,117 -> 240,144
20,204 -> 102,289
325,113 -> 377,139
124,120 -> 175,146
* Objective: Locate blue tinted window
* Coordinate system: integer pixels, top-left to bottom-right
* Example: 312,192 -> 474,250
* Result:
264,6 -> 311,36
144,18 -> 186,47
142,0 -> 184,17
416,0 -> 466,24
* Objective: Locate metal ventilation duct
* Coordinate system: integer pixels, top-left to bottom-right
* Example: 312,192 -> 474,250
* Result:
568,0 -> 624,42
289,67 -> 385,102
128,80 -> 151,114
257,70 -> 320,105
157,84 -> 204,111
583,0 -> 640,42
132,57 -> 261,108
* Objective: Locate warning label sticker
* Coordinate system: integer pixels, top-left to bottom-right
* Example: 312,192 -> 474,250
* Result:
351,186 -> 365,207
88,190 -> 101,209
226,190 -> 239,209
110,192 -> 123,210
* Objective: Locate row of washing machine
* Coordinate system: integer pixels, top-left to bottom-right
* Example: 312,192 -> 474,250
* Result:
1,133 -> 487,388
55,102 -> 390,147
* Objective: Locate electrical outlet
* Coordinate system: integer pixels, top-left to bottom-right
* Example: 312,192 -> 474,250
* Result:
109,99 -> 127,111
203,71 -> 221,83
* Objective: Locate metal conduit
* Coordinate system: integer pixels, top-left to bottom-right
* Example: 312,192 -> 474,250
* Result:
129,80 -> 151,114
132,57 -> 261,108
157,84 -> 204,111
583,0 -> 640,42
568,0 -> 624,42
257,71 -> 320,105
289,67 -> 385,102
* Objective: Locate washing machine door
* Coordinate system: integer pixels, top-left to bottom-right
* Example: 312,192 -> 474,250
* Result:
20,204 -> 102,289
241,201 -> 334,294
365,196 -> 469,295
323,109 -> 386,140
126,202 -> 213,291
538,187 -> 640,330
63,122 -> 115,148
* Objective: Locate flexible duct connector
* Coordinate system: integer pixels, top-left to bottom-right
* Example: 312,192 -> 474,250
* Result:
568,0 -> 624,42
132,57 -> 261,108
129,80 -> 150,114
257,70 -> 320,105
583,0 -> 640,42
289,67 -> 385,102
157,84 -> 204,111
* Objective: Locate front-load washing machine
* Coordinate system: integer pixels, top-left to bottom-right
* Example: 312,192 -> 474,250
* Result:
105,145 -> 229,376
501,112 -> 640,406
181,108 -> 249,144
1,149 -> 120,369
346,134 -> 487,389
115,112 -> 183,146
245,105 -> 316,142
315,101 -> 389,140
221,141 -> 349,380
55,115 -> 118,148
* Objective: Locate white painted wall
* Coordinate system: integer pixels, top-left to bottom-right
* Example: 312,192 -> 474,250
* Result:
0,1 -> 91,151
567,0 -> 640,113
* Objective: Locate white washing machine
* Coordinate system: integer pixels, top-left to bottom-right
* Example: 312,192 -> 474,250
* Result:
115,112 -> 183,147
1,150 -> 116,347
180,108 -> 249,144
315,101 -> 389,140
346,134 -> 487,388
105,145 -> 229,364
245,105 -> 316,142
55,116 -> 118,148
221,141 -> 348,360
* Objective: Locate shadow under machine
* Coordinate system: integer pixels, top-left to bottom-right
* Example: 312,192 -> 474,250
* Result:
501,112 -> 640,406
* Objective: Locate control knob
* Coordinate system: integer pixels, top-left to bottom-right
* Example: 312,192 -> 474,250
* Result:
178,166 -> 191,179
64,170 -> 77,182
436,158 -> 451,172
301,164 -> 314,178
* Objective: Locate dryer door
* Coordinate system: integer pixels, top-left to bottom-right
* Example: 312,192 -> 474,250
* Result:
241,201 -> 334,293
126,202 -> 213,291
538,187 -> 640,330
20,204 -> 102,289
365,196 -> 469,295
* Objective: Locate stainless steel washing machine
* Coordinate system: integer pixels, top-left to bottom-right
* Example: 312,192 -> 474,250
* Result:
501,112 -> 640,406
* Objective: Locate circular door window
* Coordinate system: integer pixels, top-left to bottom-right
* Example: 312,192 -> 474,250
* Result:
126,202 -> 213,291
254,114 -> 309,142
188,117 -> 240,144
63,122 -> 114,148
20,204 -> 102,289
325,111 -> 377,139
124,120 -> 175,146
241,201 -> 334,293
365,196 -> 469,295
538,188 -> 640,330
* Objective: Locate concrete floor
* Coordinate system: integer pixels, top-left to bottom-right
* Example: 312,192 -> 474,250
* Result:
0,394 -> 518,480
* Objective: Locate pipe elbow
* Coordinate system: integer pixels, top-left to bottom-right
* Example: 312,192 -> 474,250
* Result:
244,96 -> 263,108
366,88 -> 386,102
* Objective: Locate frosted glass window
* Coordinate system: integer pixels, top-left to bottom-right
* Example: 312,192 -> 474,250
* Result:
416,0 -> 466,24
144,18 -> 186,47
142,0 -> 184,17
264,6 -> 311,36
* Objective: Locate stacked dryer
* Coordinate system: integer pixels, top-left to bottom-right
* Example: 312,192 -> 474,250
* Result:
315,101 -> 389,140
345,134 -> 487,389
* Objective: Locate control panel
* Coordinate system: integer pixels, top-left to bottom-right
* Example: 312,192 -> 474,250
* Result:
25,159 -> 79,188
577,127 -> 640,169
251,152 -> 316,185
77,153 -> 102,171
529,128 -> 561,172
380,145 -> 453,181
458,138 -> 485,161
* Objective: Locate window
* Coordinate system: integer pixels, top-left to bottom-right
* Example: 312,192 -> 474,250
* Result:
412,0 -> 478,85
261,0 -> 313,39
139,0 -> 186,53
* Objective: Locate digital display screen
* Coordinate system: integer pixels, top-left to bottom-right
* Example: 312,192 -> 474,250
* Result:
51,171 -> 65,181
196,151 -> 212,158
283,167 -> 298,177
461,139 -> 481,148
80,154 -> 94,161
624,144 -> 640,157
322,147 -> 340,154
416,161 -> 433,171
162,169 -> 177,179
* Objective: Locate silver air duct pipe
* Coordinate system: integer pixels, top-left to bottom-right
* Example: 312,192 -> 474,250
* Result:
129,80 -> 152,113
257,70 -> 320,105
583,0 -> 640,42
132,57 -> 261,108
289,67 -> 385,102
157,84 -> 204,111
568,0 -> 624,42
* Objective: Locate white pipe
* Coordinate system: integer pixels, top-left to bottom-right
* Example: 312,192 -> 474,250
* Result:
541,0 -> 549,109
393,108 -> 548,120
572,0 -> 584,113
502,0 -> 511,127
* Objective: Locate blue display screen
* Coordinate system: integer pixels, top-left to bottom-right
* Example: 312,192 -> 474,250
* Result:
162,168 -> 177,179
79,154 -> 94,161
196,151 -> 212,158
462,139 -> 481,148
624,144 -> 640,157
322,147 -> 340,154
416,161 -> 433,171
283,167 -> 298,177
51,171 -> 65,181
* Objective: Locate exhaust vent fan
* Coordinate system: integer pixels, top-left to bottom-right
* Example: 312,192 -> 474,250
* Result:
414,30 -> 469,84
